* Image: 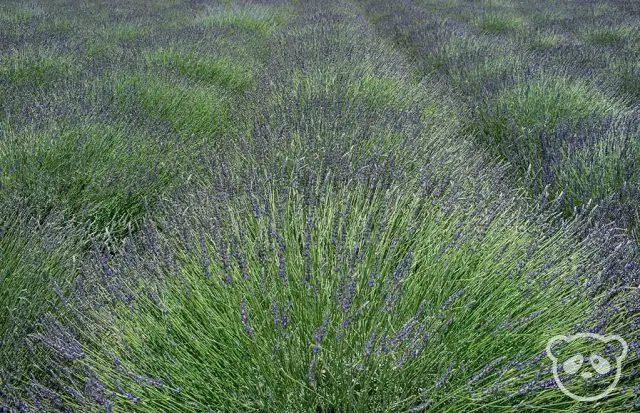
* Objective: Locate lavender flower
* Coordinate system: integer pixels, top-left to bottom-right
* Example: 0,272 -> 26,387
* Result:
364,329 -> 378,357
313,313 -> 332,343
382,251 -> 413,312
336,277 -> 356,313
240,298 -> 254,337
126,393 -> 140,404
435,363 -> 454,389
277,247 -> 288,287
441,288 -> 465,312
410,400 -> 433,412
308,356 -> 317,387
467,357 -> 507,387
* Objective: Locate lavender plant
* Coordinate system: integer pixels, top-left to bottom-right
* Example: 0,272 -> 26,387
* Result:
360,0 -> 640,238
24,165 -> 639,411
0,0 -> 287,399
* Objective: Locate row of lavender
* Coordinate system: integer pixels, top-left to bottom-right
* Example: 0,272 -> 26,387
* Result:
0,0 -> 290,406
358,0 -> 640,239
1,0 -> 640,411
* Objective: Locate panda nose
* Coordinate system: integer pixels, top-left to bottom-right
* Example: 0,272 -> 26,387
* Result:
581,371 -> 593,379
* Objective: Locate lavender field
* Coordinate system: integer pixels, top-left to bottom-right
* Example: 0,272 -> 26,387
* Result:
0,0 -> 639,411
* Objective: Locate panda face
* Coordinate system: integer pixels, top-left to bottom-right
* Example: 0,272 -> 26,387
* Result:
562,353 -> 611,378
546,333 -> 628,402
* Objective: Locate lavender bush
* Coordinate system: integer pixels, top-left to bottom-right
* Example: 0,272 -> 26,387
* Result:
359,0 -> 640,238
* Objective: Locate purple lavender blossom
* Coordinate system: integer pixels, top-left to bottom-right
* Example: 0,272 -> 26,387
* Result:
313,313 -> 332,343
308,356 -> 317,387
410,400 -> 433,412
240,298 -> 254,338
441,288 -> 465,312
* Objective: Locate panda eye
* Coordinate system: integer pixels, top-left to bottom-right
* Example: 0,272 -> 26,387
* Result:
590,355 -> 611,375
563,354 -> 584,374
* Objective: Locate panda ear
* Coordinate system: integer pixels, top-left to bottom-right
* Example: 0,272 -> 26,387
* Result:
546,335 -> 570,361
605,335 -> 629,360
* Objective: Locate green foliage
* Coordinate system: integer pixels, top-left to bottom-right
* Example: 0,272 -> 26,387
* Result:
581,26 -> 630,46
0,4 -> 41,24
109,22 -> 153,42
0,208 -> 80,363
474,76 -> 622,160
82,22 -> 153,57
36,17 -> 74,34
144,47 -> 254,91
527,32 -> 560,51
549,119 -> 640,219
0,122 -> 176,235
86,40 -> 114,58
198,4 -> 291,36
476,14 -> 524,34
0,49 -> 78,87
450,48 -> 525,94
56,183 -> 600,411
612,57 -> 640,98
291,65 -> 416,111
114,74 -> 233,139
